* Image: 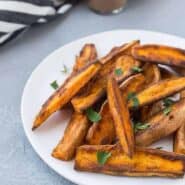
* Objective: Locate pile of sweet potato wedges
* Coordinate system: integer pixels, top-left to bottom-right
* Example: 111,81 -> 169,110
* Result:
33,40 -> 185,178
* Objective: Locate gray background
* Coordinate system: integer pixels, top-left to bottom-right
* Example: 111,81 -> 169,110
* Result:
0,0 -> 185,184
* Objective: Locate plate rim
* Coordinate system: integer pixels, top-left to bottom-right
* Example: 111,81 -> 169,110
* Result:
21,29 -> 185,185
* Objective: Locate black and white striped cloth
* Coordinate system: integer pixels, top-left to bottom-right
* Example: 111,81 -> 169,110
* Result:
0,0 -> 79,46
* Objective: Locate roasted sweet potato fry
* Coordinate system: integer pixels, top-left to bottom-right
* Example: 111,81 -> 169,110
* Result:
142,63 -> 161,85
120,74 -> 146,99
136,98 -> 185,146
174,123 -> 185,155
140,63 -> 161,121
72,55 -> 141,112
128,77 -> 185,109
100,40 -> 140,64
140,101 -> 163,122
32,62 -> 101,130
140,67 -> 184,142
86,101 -> 115,145
73,44 -> 97,72
86,74 -> 145,145
52,112 -> 90,161
107,77 -> 134,157
114,55 -> 141,82
173,67 -> 185,76
75,145 -> 185,178
174,91 -> 185,155
132,44 -> 185,68
51,45 -> 97,159
160,67 -> 177,79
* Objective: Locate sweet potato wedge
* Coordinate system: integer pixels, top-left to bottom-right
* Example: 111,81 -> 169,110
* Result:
174,92 -> 185,155
52,112 -> 90,161
136,98 -> 185,146
173,67 -> 185,76
120,73 -> 146,99
174,123 -> 185,155
86,74 -> 145,145
86,101 -> 115,145
140,63 -> 161,121
142,63 -> 161,85
72,55 -> 141,112
73,44 -> 97,72
107,77 -> 134,157
160,67 -> 177,79
75,145 -> 185,178
132,44 -> 185,68
32,62 -> 101,130
100,40 -> 140,64
114,55 -> 141,82
152,67 -> 177,120
128,77 -> 185,109
140,101 -> 163,122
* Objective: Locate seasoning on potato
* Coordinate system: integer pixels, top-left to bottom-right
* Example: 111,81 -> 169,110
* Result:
33,41 -> 185,178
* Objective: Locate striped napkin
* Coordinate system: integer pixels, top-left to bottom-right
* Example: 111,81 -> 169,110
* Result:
0,0 -> 78,46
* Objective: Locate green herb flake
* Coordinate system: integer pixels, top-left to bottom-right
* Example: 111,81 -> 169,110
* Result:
50,80 -> 59,90
61,64 -> 68,74
114,68 -> 123,76
156,147 -> 163,150
86,108 -> 101,122
132,66 -> 143,73
127,92 -> 136,101
127,92 -> 139,108
132,97 -> 139,108
134,122 -> 150,133
163,106 -> 171,115
97,151 -> 111,165
163,98 -> 174,107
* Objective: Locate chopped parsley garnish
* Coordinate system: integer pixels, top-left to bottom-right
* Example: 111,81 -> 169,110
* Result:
127,92 -> 136,101
163,106 -> 171,115
163,98 -> 174,107
163,98 -> 174,115
134,122 -> 150,133
61,64 -> 68,74
97,151 -> 111,165
50,80 -> 59,90
127,92 -> 139,108
86,108 -> 101,122
114,68 -> 123,76
132,66 -> 143,73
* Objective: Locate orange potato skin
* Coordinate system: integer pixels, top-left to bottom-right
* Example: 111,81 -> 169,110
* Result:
128,77 -> 185,109
86,101 -> 115,145
85,77 -> 185,146
174,123 -> 185,155
32,62 -> 101,130
86,74 -> 145,145
51,44 -> 98,160
132,44 -> 185,68
174,92 -> 185,155
107,77 -> 134,157
75,145 -> 185,178
160,67 -> 177,79
136,98 -> 185,146
100,40 -> 140,64
140,63 -> 161,121
72,44 -> 97,73
142,63 -> 161,86
52,112 -> 90,161
72,55 -> 141,113
141,67 -> 177,121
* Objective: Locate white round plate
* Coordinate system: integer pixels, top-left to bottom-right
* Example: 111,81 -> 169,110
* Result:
21,30 -> 185,185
